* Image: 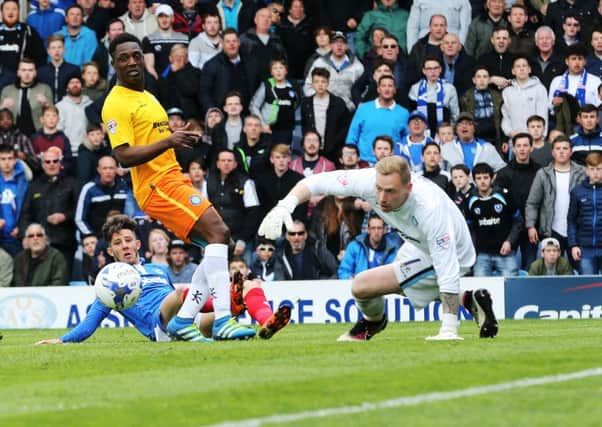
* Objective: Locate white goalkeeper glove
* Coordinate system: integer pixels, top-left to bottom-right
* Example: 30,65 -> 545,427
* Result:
258,195 -> 298,240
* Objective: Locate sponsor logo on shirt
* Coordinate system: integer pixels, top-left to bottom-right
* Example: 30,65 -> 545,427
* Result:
436,233 -> 450,249
107,119 -> 117,135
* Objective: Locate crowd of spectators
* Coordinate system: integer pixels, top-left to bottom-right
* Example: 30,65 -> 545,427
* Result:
3,0 -> 602,286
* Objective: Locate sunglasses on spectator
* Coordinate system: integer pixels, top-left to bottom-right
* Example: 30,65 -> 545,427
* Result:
258,246 -> 275,252
382,44 -> 398,49
287,231 -> 306,236
26,233 -> 44,238
44,159 -> 60,164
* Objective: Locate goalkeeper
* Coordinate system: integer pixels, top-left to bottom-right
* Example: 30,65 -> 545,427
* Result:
259,156 -> 498,341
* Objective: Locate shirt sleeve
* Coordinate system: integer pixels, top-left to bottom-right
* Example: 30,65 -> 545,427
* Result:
60,300 -> 111,343
302,168 -> 376,200
102,95 -> 135,150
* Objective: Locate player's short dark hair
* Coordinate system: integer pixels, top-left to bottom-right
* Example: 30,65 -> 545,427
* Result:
372,135 -> 394,150
512,132 -> 533,146
311,67 -> 330,80
527,114 -> 546,126
102,214 -> 138,243
422,141 -> 441,154
450,164 -> 470,175
472,162 -> 494,179
579,103 -> 598,114
109,33 -> 143,58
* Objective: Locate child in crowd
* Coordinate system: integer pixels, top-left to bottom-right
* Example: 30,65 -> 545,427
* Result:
76,123 -> 110,187
436,122 -> 455,145
0,108 -> 37,170
31,105 -> 73,174
250,59 -> 300,145
449,163 -> 475,219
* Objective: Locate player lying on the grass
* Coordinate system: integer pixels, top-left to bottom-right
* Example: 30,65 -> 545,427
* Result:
101,33 -> 250,341
36,216 -> 288,344
259,156 -> 498,341
228,256 -> 291,339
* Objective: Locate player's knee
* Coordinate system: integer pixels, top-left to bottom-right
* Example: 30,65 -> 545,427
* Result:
351,276 -> 370,299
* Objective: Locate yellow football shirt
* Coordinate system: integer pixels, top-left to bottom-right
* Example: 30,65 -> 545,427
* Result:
102,85 -> 181,207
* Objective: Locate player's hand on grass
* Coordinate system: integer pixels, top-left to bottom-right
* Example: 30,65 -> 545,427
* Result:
258,196 -> 297,240
35,338 -> 63,345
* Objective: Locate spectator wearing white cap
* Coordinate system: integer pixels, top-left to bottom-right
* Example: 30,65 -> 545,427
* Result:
142,4 -> 189,80
528,237 -> 573,275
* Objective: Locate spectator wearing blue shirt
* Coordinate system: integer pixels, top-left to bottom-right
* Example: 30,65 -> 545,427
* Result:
441,112 -> 506,172
56,4 -> 98,67
338,214 -> 402,279
26,0 -> 65,47
393,110 -> 433,173
0,145 -> 28,256
346,74 -> 409,165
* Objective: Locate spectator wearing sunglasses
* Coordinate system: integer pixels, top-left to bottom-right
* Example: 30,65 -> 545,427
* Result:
249,236 -> 286,281
12,222 -> 69,285
19,146 -> 78,278
279,219 -> 338,280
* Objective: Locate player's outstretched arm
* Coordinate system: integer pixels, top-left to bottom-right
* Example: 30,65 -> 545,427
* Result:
113,125 -> 202,167
36,338 -> 63,345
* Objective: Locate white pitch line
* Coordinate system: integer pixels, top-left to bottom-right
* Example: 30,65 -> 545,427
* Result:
204,367 -> 602,427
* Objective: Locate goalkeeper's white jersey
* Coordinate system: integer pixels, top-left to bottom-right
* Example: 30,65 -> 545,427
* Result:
302,168 -> 476,292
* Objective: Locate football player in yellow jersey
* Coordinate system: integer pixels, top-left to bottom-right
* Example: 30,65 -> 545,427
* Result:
102,33 -> 255,342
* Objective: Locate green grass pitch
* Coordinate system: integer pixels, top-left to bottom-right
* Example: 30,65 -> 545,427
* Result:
1,319 -> 601,427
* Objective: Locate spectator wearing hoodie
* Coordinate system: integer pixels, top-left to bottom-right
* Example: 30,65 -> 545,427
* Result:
56,75 -> 93,157
338,214 -> 402,279
0,145 -> 28,256
188,11 -> 222,70
233,115 -> 272,179
501,56 -> 549,142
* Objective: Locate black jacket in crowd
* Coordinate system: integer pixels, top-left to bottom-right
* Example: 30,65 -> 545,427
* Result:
529,50 -> 567,90
280,237 -> 338,280
253,167 -> 307,220
198,52 -> 261,116
158,62 -> 202,119
317,0 -> 373,32
477,50 -> 514,80
233,133 -> 272,179
239,28 -> 287,78
0,23 -> 46,72
300,92 -> 350,163
278,15 -> 316,80
37,61 -> 81,104
494,159 -> 541,218
206,170 -> 261,242
19,174 -> 78,252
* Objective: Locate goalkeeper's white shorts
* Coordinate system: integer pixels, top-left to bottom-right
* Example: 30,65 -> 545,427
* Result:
392,243 -> 469,309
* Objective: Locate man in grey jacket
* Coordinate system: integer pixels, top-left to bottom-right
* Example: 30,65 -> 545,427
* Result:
464,0 -> 508,59
526,135 -> 586,258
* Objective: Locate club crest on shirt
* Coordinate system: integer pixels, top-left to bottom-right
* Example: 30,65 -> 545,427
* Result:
436,233 -> 450,249
107,119 -> 117,135
337,173 -> 350,187
190,195 -> 202,206
494,203 -> 503,213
